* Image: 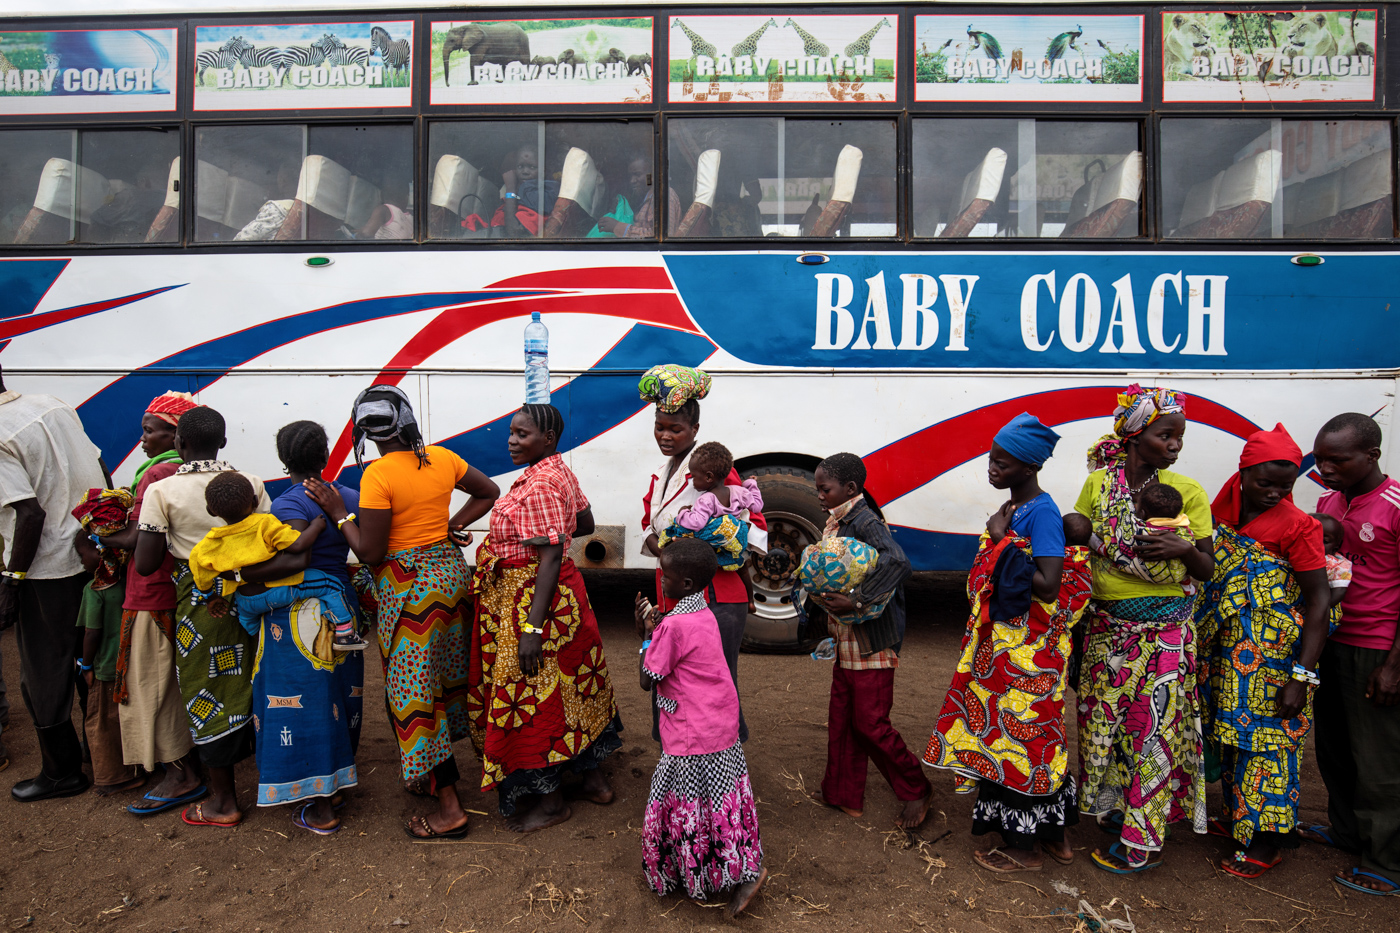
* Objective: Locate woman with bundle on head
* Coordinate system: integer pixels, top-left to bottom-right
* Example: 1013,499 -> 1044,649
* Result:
238,421 -> 369,835
1073,385 -> 1214,873
638,365 -> 766,745
1195,425 -> 1330,879
306,385 -> 499,841
926,413 -> 1092,873
469,404 -> 622,832
99,392 -> 206,816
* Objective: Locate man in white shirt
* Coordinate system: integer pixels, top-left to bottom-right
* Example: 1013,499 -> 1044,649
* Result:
0,367 -> 105,800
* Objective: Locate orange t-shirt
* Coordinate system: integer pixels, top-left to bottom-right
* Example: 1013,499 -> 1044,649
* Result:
358,446 -> 469,553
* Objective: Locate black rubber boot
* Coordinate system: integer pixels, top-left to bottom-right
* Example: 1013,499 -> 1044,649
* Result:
11,722 -> 90,801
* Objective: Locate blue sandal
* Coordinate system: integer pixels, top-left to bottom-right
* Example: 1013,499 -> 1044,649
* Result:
1334,869 -> 1400,896
1300,824 -> 1354,851
1092,842 -> 1162,874
126,784 -> 207,816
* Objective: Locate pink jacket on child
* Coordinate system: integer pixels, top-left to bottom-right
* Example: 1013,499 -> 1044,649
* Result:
675,478 -> 765,532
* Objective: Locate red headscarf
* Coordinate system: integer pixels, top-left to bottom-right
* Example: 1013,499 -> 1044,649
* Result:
1210,423 -> 1305,524
146,391 -> 197,426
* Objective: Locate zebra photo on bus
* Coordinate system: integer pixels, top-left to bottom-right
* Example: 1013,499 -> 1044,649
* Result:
193,22 -> 412,89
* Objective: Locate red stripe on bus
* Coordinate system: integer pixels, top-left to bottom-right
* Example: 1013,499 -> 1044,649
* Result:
864,386 -> 1261,507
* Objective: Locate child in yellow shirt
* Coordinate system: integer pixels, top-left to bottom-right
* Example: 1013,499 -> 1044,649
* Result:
188,472 -> 323,595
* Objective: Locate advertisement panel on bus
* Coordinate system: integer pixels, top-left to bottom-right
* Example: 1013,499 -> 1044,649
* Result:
0,28 -> 178,114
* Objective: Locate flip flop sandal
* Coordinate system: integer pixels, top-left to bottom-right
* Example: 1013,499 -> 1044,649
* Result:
0,757 -> 8,774
293,802 -> 340,836
1097,811 -> 1170,840
1041,842 -> 1074,865
181,803 -> 242,828
974,847 -> 1043,874
405,776 -> 434,799
1222,851 -> 1283,879
1091,842 -> 1162,874
1334,869 -> 1400,896
403,814 -> 469,843
1300,824 -> 1353,851
331,792 -> 346,810
127,784 -> 208,816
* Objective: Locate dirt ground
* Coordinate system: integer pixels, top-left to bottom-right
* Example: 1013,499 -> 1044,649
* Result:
1,573 -> 1398,933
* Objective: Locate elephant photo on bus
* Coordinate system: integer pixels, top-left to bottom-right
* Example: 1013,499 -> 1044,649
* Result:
441,22 -> 530,85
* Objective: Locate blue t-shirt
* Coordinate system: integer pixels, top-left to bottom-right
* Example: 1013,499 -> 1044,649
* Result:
272,482 -> 359,581
1010,492 -> 1065,558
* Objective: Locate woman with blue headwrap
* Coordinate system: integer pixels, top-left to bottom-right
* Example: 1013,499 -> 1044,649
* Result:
1072,385 -> 1214,874
925,413 -> 1093,873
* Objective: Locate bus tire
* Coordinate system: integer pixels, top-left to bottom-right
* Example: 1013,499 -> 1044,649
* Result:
740,466 -> 827,654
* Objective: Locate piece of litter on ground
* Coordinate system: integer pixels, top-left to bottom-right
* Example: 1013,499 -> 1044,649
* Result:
1051,880 -> 1080,898
389,919 -> 409,927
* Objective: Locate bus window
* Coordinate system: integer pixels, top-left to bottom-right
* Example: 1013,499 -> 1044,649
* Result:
194,124 -> 413,243
2,128 -> 179,246
427,120 -> 655,240
1162,119 -> 1393,239
912,119 -> 1141,239
667,118 -> 895,238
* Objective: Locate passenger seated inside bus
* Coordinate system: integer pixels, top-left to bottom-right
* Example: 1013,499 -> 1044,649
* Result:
5,130 -> 177,245
492,147 -> 559,238
593,153 -> 679,239
356,176 -> 414,240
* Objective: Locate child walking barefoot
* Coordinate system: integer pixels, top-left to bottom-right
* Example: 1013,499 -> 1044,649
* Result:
636,538 -> 766,917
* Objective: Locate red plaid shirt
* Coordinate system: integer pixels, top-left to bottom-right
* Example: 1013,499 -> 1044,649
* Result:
487,454 -> 590,563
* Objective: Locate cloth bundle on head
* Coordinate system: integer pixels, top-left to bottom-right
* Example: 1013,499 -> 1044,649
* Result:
1086,383 -> 1186,471
1210,423 -> 1304,525
145,390 -> 198,426
351,384 -> 425,469
72,487 -> 134,535
993,412 -> 1060,468
638,364 -> 711,414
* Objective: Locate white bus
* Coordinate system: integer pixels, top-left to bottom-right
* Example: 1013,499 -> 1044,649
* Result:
1,1 -> 1395,649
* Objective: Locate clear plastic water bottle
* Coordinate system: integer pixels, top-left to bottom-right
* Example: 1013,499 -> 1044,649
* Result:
523,311 -> 550,404
810,637 -> 836,661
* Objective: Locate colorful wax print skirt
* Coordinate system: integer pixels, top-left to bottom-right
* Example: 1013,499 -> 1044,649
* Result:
372,539 -> 473,784
244,577 -> 364,806
172,560 -> 256,746
642,740 -> 763,899
925,534 -> 1092,796
1194,524 -> 1315,847
660,514 -> 748,570
797,536 -> 889,624
469,537 -> 621,815
1077,594 -> 1207,854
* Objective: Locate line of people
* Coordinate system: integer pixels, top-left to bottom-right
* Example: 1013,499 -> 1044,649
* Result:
2,364 -> 1398,909
919,387 -> 1398,897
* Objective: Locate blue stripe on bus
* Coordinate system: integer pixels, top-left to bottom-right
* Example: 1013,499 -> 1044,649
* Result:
77,290 -> 544,465
0,259 -> 69,322
890,525 -> 980,572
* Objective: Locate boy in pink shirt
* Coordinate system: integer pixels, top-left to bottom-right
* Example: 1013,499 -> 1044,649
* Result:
1310,412 -> 1400,895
